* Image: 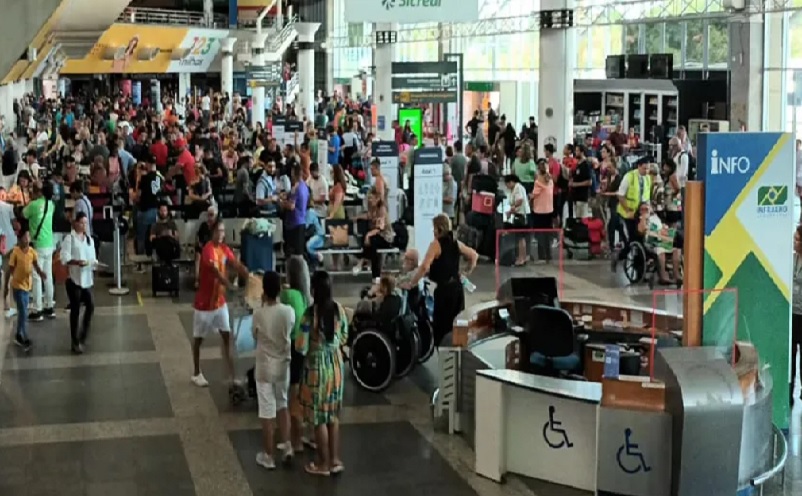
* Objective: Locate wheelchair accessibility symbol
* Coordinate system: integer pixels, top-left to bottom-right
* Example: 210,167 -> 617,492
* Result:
617,428 -> 651,474
542,405 -> 573,449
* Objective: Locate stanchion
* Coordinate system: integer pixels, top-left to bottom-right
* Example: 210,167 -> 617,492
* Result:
108,211 -> 130,296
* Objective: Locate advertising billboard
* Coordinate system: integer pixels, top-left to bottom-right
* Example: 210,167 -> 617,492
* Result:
344,0 -> 478,24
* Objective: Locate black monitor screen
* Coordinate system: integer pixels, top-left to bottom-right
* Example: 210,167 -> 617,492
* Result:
509,277 -> 559,325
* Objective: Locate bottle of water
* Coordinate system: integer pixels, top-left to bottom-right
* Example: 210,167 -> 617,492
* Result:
461,275 -> 476,293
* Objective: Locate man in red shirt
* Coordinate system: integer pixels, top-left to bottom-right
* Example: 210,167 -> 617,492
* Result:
174,137 -> 197,185
149,133 -> 169,171
191,219 -> 250,387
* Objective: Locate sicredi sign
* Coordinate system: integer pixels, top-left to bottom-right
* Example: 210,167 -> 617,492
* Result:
344,0 -> 478,23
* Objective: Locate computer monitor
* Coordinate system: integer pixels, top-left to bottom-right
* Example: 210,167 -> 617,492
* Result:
508,277 -> 560,326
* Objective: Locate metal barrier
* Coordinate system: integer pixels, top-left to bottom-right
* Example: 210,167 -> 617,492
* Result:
749,424 -> 788,492
116,7 -> 228,27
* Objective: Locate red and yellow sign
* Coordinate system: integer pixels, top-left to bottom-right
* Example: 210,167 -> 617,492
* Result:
61,24 -> 229,74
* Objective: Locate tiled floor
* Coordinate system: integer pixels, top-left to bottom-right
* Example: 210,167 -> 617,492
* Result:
0,258 -> 798,495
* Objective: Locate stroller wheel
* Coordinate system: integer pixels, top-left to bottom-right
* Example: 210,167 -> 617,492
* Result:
416,319 -> 435,364
350,329 -> 396,392
395,328 -> 420,378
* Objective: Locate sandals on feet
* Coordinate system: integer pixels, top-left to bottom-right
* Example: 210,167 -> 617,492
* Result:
305,462 -> 330,476
331,463 -> 345,475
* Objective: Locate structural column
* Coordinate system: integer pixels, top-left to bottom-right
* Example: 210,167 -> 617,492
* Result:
178,73 -> 190,101
221,37 -> 237,99
251,33 -> 269,127
729,10 -> 763,131
537,2 -> 575,150
373,23 -> 398,141
295,22 -> 321,121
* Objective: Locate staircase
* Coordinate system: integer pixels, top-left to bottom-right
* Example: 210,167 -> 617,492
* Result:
235,15 -> 297,65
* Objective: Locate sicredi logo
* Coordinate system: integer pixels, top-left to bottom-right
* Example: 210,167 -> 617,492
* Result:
382,0 -> 442,10
756,185 -> 789,216
710,149 -> 751,175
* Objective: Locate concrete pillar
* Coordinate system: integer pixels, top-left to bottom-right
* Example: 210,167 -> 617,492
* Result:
0,85 -> 9,131
762,13 -> 785,131
729,14 -> 763,131
221,37 -> 236,101
178,73 -> 190,102
538,0 -> 575,150
24,79 -> 34,95
373,22 -> 398,141
326,48 -> 334,96
296,22 -> 320,121
251,33 -> 269,127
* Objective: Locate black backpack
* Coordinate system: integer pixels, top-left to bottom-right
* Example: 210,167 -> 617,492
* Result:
392,220 -> 409,251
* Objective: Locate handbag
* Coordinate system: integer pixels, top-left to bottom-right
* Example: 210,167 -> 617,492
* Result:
328,224 -> 349,246
511,213 -> 528,227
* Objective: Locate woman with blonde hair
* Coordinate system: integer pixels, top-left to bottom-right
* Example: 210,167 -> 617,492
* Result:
406,214 -> 478,346
353,187 -> 394,278
530,159 -> 555,262
513,141 -> 536,183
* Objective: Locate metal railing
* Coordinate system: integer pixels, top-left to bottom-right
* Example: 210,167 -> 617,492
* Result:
268,15 -> 297,53
116,7 -> 228,28
749,424 -> 788,493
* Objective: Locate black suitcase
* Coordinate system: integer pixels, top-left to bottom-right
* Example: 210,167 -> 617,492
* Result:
152,263 -> 180,297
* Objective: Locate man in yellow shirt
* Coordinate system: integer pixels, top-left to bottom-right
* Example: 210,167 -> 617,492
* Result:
6,228 -> 46,351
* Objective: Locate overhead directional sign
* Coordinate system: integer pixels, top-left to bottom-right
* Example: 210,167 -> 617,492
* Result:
391,61 -> 458,104
247,62 -> 281,87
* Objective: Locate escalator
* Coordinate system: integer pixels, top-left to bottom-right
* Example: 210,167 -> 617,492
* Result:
0,0 -> 65,83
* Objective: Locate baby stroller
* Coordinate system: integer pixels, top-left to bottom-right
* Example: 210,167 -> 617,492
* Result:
563,217 -> 603,260
348,282 -> 434,392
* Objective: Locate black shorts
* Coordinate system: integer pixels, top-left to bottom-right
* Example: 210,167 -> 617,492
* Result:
290,350 -> 305,385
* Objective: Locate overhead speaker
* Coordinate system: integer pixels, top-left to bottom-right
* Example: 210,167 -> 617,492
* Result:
605,55 -> 626,79
626,54 -> 649,78
649,53 -> 674,79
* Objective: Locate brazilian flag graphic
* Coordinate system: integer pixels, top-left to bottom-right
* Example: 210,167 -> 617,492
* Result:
757,185 -> 788,206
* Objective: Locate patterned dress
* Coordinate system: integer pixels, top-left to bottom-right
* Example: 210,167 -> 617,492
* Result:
297,303 -> 348,426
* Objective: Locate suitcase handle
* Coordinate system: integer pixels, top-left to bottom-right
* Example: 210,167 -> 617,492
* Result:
482,196 -> 493,208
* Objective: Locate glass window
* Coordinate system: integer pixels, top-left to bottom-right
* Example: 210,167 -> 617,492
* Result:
609,25 -> 624,55
707,20 -> 729,68
625,24 -> 639,54
577,27 -> 590,69
645,23 -> 664,54
666,21 -> 683,67
686,19 -> 705,67
790,17 -> 802,66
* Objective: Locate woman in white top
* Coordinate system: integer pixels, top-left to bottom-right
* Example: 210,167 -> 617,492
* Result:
252,271 -> 296,470
503,174 -> 531,266
60,211 -> 97,354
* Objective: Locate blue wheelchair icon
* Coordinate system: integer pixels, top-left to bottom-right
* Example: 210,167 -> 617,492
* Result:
542,405 -> 573,449
617,428 -> 651,474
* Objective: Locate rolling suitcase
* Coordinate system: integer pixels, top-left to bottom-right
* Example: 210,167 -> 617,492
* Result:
152,263 -> 179,297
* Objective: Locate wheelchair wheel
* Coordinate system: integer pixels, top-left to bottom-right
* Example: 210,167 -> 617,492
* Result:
395,329 -> 421,378
350,329 -> 396,392
624,242 -> 647,284
416,318 -> 435,364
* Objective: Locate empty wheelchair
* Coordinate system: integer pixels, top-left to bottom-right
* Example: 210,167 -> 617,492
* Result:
348,287 -> 431,392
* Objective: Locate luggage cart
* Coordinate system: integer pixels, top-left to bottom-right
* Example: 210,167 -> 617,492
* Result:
228,274 -> 263,405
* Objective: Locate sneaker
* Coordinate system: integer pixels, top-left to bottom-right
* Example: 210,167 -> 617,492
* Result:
255,451 -> 276,470
352,264 -> 361,276
5,308 -> 17,318
43,308 -> 56,320
191,373 -> 209,387
23,339 -> 32,352
13,335 -> 25,348
28,312 -> 43,322
71,343 -> 84,355
277,442 -> 294,463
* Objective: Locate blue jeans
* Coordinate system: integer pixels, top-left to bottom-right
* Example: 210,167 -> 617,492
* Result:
307,234 -> 324,259
13,289 -> 29,340
136,208 -> 158,255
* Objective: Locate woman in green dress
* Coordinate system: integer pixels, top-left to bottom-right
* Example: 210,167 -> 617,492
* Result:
297,270 -> 347,476
280,255 -> 311,453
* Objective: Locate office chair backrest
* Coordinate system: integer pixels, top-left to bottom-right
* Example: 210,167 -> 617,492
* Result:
528,304 -> 576,358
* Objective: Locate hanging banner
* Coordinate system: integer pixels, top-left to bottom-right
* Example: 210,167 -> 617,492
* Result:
344,0 -> 478,24
413,148 -> 444,257
698,132 -> 795,429
372,141 -> 400,222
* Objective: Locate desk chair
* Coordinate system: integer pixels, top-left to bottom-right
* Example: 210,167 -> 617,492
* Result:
526,305 -> 582,376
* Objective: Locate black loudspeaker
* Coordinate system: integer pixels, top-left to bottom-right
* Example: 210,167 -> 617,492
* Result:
649,53 -> 674,79
626,54 -> 649,78
605,55 -> 626,79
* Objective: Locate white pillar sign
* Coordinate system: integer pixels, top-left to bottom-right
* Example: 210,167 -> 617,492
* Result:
372,141 -> 400,222
413,148 -> 444,257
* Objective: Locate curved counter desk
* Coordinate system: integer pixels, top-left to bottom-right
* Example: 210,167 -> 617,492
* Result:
436,298 -> 786,495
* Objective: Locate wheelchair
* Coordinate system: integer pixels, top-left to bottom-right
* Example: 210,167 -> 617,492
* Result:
347,283 -> 435,392
623,239 -> 684,289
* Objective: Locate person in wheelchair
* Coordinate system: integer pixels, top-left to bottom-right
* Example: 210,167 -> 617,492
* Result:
355,275 -> 403,331
638,202 -> 682,285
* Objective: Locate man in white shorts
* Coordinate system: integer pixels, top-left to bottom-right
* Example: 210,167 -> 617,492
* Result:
252,271 -> 295,469
191,220 -> 250,387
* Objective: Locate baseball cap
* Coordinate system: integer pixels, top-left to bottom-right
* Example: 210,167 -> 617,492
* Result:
174,138 -> 187,148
